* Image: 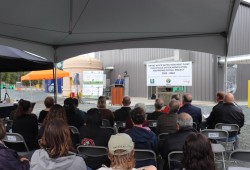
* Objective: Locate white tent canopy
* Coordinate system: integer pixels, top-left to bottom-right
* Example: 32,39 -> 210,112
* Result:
0,0 -> 241,62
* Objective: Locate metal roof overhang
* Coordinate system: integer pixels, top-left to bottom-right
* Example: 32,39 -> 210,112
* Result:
0,0 -> 241,62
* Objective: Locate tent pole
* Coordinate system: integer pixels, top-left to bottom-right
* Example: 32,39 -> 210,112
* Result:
53,64 -> 58,104
224,56 -> 228,93
0,73 -> 1,101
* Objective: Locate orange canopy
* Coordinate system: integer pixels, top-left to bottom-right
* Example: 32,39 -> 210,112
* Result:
21,69 -> 70,81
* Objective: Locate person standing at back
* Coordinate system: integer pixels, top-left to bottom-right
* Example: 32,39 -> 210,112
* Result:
12,100 -> 39,150
114,74 -> 124,87
177,94 -> 202,130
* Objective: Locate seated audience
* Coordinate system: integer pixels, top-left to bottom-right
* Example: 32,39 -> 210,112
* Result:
157,99 -> 179,134
98,133 -> 156,170
79,108 -> 113,146
30,118 -> 87,170
97,96 -> 114,127
64,98 -> 84,130
126,107 -> 157,167
12,100 -> 39,150
159,113 -> 196,170
147,98 -> 164,120
206,92 -> 244,130
73,98 -> 87,123
182,133 -> 215,170
161,94 -> 182,113
177,94 -> 202,130
38,97 -> 54,123
38,104 -> 67,139
10,99 -> 24,120
114,96 -> 131,122
125,103 -> 148,129
0,120 -> 30,169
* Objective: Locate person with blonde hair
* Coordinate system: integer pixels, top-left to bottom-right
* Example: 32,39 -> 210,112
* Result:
98,133 -> 156,170
31,118 -> 87,170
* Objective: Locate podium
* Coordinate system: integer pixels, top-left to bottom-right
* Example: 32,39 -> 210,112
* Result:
111,87 -> 124,105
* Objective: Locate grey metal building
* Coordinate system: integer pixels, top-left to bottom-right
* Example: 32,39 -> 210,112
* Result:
97,2 -> 250,101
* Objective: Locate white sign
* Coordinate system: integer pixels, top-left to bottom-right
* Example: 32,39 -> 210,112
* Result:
147,62 -> 192,86
82,71 -> 104,99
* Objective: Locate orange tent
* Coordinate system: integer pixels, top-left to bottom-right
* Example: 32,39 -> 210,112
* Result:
21,69 -> 70,81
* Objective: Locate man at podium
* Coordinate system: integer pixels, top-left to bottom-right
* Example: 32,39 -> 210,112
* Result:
114,75 -> 124,87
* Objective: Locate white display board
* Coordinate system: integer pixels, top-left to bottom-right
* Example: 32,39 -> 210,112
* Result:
147,62 -> 192,86
82,71 -> 104,98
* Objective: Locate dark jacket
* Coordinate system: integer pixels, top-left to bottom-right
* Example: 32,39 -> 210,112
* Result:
0,143 -> 30,170
159,126 -> 196,170
12,114 -> 39,150
38,110 -> 49,123
66,111 -> 85,130
79,125 -> 113,147
114,107 -> 131,122
178,104 -> 202,128
206,103 -> 245,130
147,111 -> 163,121
157,112 -> 177,135
126,126 -> 157,168
98,109 -> 114,127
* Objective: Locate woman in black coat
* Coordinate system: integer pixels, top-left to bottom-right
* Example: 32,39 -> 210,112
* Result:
12,100 -> 39,150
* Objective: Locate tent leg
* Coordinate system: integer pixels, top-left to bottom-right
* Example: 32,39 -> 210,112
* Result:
224,56 -> 227,93
0,73 -> 1,102
53,64 -> 58,104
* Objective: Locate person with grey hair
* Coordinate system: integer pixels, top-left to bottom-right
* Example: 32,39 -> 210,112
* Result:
147,98 -> 164,121
134,103 -> 147,113
159,113 -> 196,170
156,99 -> 180,135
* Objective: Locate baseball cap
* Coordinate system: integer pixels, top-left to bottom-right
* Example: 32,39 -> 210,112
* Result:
108,133 -> 134,155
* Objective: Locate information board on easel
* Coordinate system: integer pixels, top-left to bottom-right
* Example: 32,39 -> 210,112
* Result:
82,71 -> 104,99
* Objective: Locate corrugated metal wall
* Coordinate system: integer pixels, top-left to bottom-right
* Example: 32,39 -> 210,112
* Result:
186,51 -> 215,101
228,3 -> 250,56
100,48 -> 174,97
98,4 -> 250,101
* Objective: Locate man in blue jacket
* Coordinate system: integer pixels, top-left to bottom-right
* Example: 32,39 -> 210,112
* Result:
114,74 -> 124,86
178,93 -> 202,130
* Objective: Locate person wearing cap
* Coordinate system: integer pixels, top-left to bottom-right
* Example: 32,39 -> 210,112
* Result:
98,133 -> 156,170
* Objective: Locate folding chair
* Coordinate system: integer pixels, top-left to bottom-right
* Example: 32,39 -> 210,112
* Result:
134,149 -> 157,167
168,151 -> 184,170
201,129 -> 228,170
102,119 -> 111,127
3,132 -> 29,156
101,127 -> 116,135
116,121 -> 126,133
77,145 -> 110,170
215,123 -> 239,150
3,120 -> 13,132
69,126 -> 80,146
228,150 -> 250,170
148,120 -> 157,133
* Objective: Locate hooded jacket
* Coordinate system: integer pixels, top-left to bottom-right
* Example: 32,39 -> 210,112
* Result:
30,149 -> 87,170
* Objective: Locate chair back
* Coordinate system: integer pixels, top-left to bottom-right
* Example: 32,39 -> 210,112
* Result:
69,126 -> 80,134
215,123 -> 239,137
3,120 -> 13,132
134,149 -> 157,167
229,150 -> 250,162
101,127 -> 116,135
168,151 -> 184,170
148,120 -> 157,128
3,132 -> 29,152
77,145 -> 110,169
116,121 -> 126,133
201,129 -> 228,141
102,119 -> 111,127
